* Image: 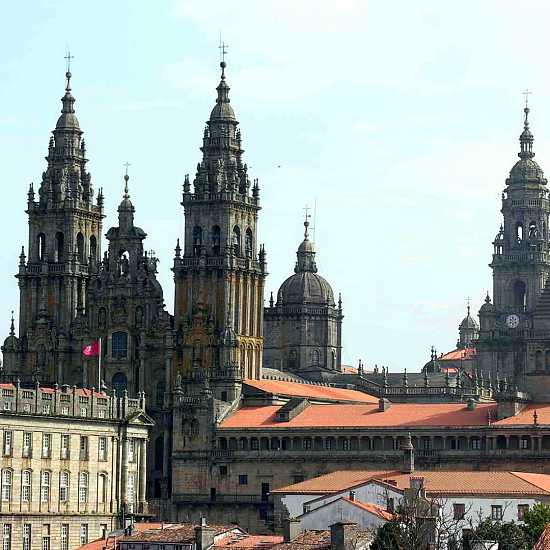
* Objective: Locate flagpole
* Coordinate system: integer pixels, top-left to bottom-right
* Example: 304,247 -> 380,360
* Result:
98,337 -> 102,394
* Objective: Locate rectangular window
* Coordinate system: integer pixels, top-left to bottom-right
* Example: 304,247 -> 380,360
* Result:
491,505 -> 503,521
219,465 -> 228,477
303,439 -> 312,450
98,437 -> 107,461
22,470 -> 31,502
520,438 -> 529,450
60,434 -> 70,459
42,404 -> 51,415
78,472 -> 88,504
454,503 -> 466,520
471,439 -> 481,450
42,525 -> 50,550
2,524 -> 10,550
112,331 -> 128,359
41,434 -> 51,458
80,408 -> 87,417
518,504 -> 529,521
3,432 -> 12,456
60,524 -> 69,550
100,525 -> 108,539
3,402 -> 10,412
251,439 -> 259,450
22,432 -> 32,458
80,436 -> 88,460
2,470 -> 12,502
342,439 -> 351,451
61,406 -> 69,416
22,525 -> 31,550
59,471 -> 69,503
238,474 -> 248,485
98,474 -> 106,504
128,439 -> 135,462
324,439 -> 333,450
40,471 -> 50,503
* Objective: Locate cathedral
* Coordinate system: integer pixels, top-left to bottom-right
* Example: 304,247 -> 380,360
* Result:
5,55 -> 550,534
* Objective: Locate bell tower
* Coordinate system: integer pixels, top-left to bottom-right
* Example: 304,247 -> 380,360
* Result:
8,66 -> 104,381
173,61 -> 267,393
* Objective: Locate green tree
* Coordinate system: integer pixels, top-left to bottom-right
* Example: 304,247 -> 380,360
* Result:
371,520 -> 402,550
522,503 -> 550,548
464,518 -> 527,550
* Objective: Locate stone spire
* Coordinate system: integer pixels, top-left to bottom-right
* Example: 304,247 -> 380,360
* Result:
295,218 -> 317,273
519,105 -> 534,160
118,172 -> 135,231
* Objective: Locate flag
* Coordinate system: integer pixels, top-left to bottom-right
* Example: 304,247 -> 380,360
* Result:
83,340 -> 100,357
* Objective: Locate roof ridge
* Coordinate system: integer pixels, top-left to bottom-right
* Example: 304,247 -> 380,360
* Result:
510,471 -> 550,494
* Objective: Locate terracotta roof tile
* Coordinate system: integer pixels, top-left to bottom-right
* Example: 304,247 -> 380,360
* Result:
213,534 -> 284,548
494,403 -> 550,425
271,530 -> 331,549
220,402 -> 496,430
273,470 -> 550,496
245,380 -> 377,403
439,348 -> 476,361
534,523 -> 550,550
122,524 -> 241,543
342,498 -> 395,521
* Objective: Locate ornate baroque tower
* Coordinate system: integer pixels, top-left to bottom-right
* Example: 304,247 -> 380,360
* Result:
173,61 -> 267,395
3,69 -> 104,381
477,105 -> 550,389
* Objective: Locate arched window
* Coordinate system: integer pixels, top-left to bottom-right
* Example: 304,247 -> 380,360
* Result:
21,470 -> 31,502
211,225 -> 221,255
311,350 -> 320,366
154,436 -> 164,471
245,228 -> 253,259
78,472 -> 88,503
516,223 -> 524,242
514,280 -> 527,309
76,233 -> 85,263
156,382 -> 165,409
89,235 -> 97,261
232,226 -> 241,256
112,373 -> 127,398
112,332 -> 128,359
37,233 -> 46,261
1,470 -> 12,502
55,232 -> 64,262
40,471 -> 50,503
192,226 -> 203,256
59,471 -> 69,502
98,474 -> 106,504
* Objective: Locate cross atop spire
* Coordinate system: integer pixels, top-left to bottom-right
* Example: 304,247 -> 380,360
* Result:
64,49 -> 74,91
303,204 -> 311,239
218,36 -> 229,79
466,296 -> 471,315
523,88 -> 532,109
123,162 -> 131,199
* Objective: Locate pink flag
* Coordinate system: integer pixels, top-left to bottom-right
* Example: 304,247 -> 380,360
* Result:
82,340 -> 100,357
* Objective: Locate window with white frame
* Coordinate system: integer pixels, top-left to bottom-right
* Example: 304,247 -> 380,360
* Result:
80,436 -> 88,460
491,505 -> 503,520
41,434 -> 51,458
79,472 -> 88,504
1,469 -> 12,502
98,473 -> 106,504
2,432 -> 12,456
22,470 -> 32,502
99,437 -> 107,461
42,524 -> 50,550
79,524 -> 88,546
59,471 -> 69,503
22,525 -> 31,550
22,432 -> 32,458
40,471 -> 50,503
60,434 -> 70,459
2,524 -> 11,550
42,403 -> 51,415
60,524 -> 69,550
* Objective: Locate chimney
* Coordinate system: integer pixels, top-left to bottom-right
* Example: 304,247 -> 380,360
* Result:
379,398 -> 391,412
400,432 -> 414,474
349,490 -> 356,502
330,522 -> 357,550
283,518 -> 302,542
195,517 -> 216,550
467,398 -> 476,411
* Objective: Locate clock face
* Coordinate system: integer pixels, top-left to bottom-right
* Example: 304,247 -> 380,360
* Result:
506,314 -> 520,329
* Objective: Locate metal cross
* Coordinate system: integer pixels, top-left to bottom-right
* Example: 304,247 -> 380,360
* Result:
64,49 -> 74,73
219,37 -> 228,63
123,162 -> 131,176
303,204 -> 311,223
523,89 -> 532,108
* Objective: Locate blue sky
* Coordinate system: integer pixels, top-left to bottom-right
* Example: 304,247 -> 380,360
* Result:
2,0 -> 550,371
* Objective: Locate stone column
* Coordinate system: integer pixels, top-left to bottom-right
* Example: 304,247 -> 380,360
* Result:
138,439 -> 147,510
121,436 -> 128,504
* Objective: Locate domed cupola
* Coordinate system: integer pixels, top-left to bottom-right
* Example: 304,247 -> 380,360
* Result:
458,302 -> 479,348
277,219 -> 335,306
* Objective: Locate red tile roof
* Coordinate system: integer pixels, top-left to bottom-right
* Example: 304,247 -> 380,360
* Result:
213,533 -> 284,548
245,380 -> 377,403
122,524 -> 242,543
439,348 -> 476,361
220,402 -> 496,429
271,530 -> 331,549
75,524 -> 165,550
342,498 -> 395,521
273,470 -> 550,497
494,403 -> 549,425
534,523 -> 550,550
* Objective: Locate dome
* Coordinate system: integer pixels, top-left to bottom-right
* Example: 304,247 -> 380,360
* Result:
2,334 -> 18,352
210,101 -> 236,121
479,293 -> 495,314
508,158 -> 546,183
277,271 -> 335,306
298,239 -> 315,254
459,313 -> 479,330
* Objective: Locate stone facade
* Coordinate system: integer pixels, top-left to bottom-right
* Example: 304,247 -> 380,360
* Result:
0,383 -> 151,549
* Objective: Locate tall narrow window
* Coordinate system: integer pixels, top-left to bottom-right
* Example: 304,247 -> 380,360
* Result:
128,439 -> 135,462
112,372 -> 127,397
127,473 -> 135,510
514,280 -> 527,310
516,222 -> 524,242
3,431 -> 12,456
192,226 -> 203,256
79,524 -> 88,546
98,474 -> 106,504
2,524 -> 11,550
245,228 -> 253,258
59,471 -> 69,503
55,232 -> 64,262
40,471 -> 50,503
22,525 -> 31,550
98,437 -> 107,461
156,382 -> 165,409
21,470 -> 31,502
232,226 -> 241,256
80,436 -> 88,461
41,433 -> 51,458
60,525 -> 69,550
89,235 -> 97,261
79,472 -> 88,504
76,232 -> 85,263
112,332 -> 128,359
60,434 -> 70,460
42,525 -> 50,550
37,233 -> 46,261
22,432 -> 32,458
1,470 -> 12,502
211,225 -> 221,255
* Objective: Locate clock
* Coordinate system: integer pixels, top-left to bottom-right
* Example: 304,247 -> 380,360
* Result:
506,314 -> 520,329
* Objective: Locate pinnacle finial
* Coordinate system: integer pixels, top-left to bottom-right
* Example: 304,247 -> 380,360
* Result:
123,162 -> 131,199
519,91 -> 535,160
466,296 -> 471,316
303,204 -> 311,239
9,311 -> 14,336
218,36 -> 228,78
